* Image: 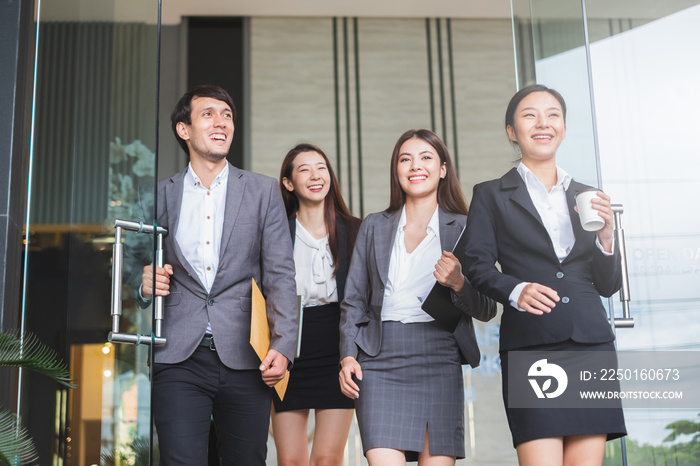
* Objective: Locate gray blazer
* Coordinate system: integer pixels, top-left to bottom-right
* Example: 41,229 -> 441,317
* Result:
339,208 -> 496,368
154,163 -> 298,369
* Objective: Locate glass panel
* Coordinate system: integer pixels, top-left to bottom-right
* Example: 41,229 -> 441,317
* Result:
585,2 -> 700,464
21,0 -> 160,464
512,1 -> 700,465
511,0 -> 600,185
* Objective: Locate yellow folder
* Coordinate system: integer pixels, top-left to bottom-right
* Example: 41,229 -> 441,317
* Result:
250,278 -> 290,400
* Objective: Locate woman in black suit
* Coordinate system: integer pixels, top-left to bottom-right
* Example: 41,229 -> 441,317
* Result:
271,143 -> 361,466
339,129 -> 495,465
464,85 -> 626,465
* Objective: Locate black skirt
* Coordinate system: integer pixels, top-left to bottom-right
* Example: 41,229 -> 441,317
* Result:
501,339 -> 627,447
273,302 -> 354,412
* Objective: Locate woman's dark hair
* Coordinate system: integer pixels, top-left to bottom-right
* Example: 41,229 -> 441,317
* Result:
387,129 -> 469,215
279,143 -> 360,276
504,84 -> 567,143
170,84 -> 237,156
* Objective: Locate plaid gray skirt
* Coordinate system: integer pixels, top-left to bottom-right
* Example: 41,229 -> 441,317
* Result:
355,320 -> 465,460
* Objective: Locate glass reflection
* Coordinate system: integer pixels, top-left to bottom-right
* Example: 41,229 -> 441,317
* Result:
22,0 -> 159,464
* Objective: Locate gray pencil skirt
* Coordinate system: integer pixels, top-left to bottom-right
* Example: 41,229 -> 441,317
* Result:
355,320 -> 465,461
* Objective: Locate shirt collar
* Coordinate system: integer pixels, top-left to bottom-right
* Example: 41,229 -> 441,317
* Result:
184,162 -> 229,189
294,219 -> 328,250
517,161 -> 572,191
397,204 -> 440,237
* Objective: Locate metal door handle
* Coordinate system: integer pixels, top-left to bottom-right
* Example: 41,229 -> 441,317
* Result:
612,204 -> 634,328
109,219 -> 169,346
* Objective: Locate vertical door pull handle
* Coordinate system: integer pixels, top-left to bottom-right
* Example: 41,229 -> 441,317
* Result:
109,219 -> 169,346
612,204 -> 634,328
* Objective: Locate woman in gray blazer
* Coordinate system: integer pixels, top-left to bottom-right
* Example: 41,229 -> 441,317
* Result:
463,85 -> 626,465
339,129 -> 495,465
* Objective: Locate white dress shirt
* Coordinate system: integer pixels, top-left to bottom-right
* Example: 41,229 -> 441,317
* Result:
381,206 -> 441,323
509,162 -> 612,311
175,162 -> 228,333
293,220 -> 338,307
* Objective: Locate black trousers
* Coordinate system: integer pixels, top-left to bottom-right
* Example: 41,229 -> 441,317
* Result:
153,346 -> 272,465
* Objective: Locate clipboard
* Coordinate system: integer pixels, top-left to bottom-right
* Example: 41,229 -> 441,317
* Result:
420,225 -> 468,333
250,278 -> 290,400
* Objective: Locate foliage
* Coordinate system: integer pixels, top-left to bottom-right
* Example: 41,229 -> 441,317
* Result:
0,330 -> 75,465
602,412 -> 700,466
101,436 -> 154,466
0,332 -> 75,387
107,138 -> 157,292
108,138 -> 156,222
0,411 -> 36,466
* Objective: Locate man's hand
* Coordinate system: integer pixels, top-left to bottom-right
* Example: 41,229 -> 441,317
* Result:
259,349 -> 289,387
142,264 -> 173,299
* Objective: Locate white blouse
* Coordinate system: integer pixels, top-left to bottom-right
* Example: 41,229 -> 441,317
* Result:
509,162 -> 613,311
293,220 -> 338,307
381,206 -> 441,323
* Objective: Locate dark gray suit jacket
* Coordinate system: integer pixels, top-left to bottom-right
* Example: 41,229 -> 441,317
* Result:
154,163 -> 298,369
339,208 -> 496,368
464,168 -> 622,353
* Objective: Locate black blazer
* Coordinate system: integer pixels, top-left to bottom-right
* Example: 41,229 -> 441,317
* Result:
288,214 -> 359,304
464,168 -> 622,353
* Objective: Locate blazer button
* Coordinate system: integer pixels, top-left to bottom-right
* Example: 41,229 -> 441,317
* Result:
207,299 -> 215,306
561,297 -> 570,304
556,272 -> 564,279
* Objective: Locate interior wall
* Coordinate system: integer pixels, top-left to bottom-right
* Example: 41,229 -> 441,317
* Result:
249,17 -> 518,218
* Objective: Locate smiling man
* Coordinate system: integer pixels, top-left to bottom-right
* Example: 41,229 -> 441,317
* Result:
140,85 -> 298,465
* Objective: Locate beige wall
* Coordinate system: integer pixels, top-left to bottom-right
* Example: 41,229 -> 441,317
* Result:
249,17 -> 517,216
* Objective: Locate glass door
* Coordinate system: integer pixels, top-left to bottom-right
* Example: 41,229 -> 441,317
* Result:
585,1 -> 700,464
511,0 -> 700,465
20,0 -> 161,464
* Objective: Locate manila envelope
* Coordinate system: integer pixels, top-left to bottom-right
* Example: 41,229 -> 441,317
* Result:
250,278 -> 290,400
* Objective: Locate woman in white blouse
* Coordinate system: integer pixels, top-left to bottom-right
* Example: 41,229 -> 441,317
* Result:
272,143 -> 361,466
338,130 -> 495,465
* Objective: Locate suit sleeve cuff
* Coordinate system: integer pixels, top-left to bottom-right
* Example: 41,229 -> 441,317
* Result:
509,282 -> 530,312
595,236 -> 615,256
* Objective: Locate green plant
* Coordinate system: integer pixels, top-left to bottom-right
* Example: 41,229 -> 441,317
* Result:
0,331 -> 75,465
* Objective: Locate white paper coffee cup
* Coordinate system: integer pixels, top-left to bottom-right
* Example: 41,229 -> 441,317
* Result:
575,190 -> 605,232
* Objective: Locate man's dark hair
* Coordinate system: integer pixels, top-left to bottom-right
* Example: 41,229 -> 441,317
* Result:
170,85 -> 236,155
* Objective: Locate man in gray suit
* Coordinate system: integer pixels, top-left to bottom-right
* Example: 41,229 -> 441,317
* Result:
141,85 -> 298,465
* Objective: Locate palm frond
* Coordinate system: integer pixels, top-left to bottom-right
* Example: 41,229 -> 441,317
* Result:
0,331 -> 75,388
0,408 -> 38,465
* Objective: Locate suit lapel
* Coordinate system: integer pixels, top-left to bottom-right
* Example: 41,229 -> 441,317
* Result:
163,169 -> 200,282
501,168 -> 545,229
288,215 -> 296,243
375,210 -> 400,286
218,164 -> 246,261
438,208 -> 464,251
